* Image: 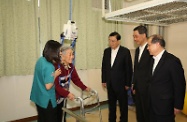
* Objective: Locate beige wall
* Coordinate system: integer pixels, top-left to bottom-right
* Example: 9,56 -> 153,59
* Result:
165,22 -> 187,90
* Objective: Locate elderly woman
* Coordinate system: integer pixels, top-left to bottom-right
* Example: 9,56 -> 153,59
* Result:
54,46 -> 91,122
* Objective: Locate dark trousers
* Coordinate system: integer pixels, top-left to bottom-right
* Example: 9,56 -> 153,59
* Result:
150,105 -> 175,122
108,86 -> 128,122
36,101 -> 57,122
135,93 -> 150,122
57,100 -> 66,122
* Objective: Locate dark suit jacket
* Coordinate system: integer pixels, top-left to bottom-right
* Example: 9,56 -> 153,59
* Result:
149,51 -> 186,115
101,46 -> 133,91
133,45 -> 152,94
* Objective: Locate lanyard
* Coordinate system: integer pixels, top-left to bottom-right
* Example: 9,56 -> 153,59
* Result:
58,64 -> 74,89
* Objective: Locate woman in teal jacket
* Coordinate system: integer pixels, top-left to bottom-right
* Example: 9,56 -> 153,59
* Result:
30,40 -> 62,122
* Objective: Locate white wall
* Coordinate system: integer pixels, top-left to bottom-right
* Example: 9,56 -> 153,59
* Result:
0,69 -> 107,122
0,75 -> 36,121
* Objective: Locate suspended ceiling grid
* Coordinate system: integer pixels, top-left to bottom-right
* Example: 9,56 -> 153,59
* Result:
104,0 -> 187,26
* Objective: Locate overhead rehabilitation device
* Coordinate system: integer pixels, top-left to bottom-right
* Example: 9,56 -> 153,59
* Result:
62,20 -> 78,41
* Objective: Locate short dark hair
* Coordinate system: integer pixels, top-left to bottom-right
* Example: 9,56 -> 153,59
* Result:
109,31 -> 121,40
150,34 -> 166,48
133,25 -> 148,37
43,40 -> 62,63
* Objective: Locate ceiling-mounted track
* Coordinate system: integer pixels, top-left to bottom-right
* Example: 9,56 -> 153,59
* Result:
103,0 -> 187,26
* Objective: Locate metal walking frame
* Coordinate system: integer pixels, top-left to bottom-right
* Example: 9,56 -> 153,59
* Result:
62,89 -> 102,122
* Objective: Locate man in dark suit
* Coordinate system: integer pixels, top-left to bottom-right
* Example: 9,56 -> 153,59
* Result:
147,34 -> 186,122
101,32 -> 133,122
132,25 -> 152,122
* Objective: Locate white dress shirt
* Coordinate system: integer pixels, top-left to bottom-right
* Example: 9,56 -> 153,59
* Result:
152,49 -> 165,73
138,43 -> 147,62
111,46 -> 120,67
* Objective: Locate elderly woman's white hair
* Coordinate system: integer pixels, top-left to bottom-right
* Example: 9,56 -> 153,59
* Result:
60,46 -> 73,55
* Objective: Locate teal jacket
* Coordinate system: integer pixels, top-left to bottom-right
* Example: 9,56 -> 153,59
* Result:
30,57 -> 57,108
